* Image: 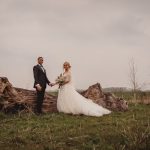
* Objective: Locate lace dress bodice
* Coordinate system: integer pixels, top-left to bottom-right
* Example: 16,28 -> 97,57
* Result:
62,71 -> 72,85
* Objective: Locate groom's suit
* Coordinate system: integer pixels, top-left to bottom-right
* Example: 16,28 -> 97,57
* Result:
33,64 -> 50,114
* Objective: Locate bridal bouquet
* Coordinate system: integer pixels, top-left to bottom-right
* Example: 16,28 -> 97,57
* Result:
55,73 -> 65,88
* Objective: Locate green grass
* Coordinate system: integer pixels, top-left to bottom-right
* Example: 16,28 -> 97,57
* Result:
113,91 -> 150,101
0,104 -> 150,150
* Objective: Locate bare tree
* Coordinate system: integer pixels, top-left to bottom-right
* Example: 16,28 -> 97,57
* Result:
129,58 -> 139,101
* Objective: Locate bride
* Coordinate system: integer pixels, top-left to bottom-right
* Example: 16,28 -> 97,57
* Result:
54,61 -> 111,117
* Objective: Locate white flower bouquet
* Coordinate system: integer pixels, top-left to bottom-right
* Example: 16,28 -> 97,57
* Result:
55,73 -> 65,88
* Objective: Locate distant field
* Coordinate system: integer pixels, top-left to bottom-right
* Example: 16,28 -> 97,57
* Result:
0,104 -> 149,150
113,91 -> 150,104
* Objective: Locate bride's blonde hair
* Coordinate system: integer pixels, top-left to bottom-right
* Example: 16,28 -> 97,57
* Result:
63,61 -> 71,69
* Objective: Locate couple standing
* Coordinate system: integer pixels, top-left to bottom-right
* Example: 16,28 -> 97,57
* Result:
33,57 -> 111,116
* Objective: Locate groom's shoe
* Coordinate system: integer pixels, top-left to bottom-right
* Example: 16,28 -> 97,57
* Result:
35,111 -> 46,116
35,112 -> 41,116
35,110 -> 42,115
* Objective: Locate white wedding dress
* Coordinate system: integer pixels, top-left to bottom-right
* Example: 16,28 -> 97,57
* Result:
57,71 -> 111,117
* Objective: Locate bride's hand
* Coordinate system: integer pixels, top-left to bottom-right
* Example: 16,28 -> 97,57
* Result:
59,82 -> 68,87
49,83 -> 56,87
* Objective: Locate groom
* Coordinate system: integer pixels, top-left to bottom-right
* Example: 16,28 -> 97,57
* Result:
33,57 -> 54,114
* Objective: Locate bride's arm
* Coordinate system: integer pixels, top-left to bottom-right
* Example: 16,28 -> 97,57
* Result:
53,76 -> 66,86
61,74 -> 71,86
53,73 -> 71,86
53,80 -> 60,86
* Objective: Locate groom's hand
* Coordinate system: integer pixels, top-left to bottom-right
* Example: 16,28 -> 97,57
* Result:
49,83 -> 55,87
36,84 -> 42,91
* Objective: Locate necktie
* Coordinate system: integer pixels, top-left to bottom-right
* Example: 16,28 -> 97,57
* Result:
39,65 -> 45,72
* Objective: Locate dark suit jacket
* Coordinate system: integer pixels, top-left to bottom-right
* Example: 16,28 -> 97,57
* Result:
33,64 -> 50,89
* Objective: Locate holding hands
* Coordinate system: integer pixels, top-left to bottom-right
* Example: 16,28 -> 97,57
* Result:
36,83 -> 55,91
48,74 -> 66,88
49,83 -> 56,87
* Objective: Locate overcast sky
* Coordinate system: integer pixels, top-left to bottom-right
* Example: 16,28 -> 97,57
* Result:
0,0 -> 150,90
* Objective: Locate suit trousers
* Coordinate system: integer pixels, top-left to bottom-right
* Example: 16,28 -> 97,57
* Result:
35,88 -> 45,113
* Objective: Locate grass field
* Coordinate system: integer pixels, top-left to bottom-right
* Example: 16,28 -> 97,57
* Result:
0,104 -> 150,150
113,91 -> 150,102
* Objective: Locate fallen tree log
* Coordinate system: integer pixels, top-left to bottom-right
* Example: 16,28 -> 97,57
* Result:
80,83 -> 128,111
0,77 -> 128,113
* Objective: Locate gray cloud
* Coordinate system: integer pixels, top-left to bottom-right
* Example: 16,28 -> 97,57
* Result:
0,0 -> 150,90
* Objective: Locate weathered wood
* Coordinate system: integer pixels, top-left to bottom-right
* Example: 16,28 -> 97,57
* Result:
81,83 -> 128,111
0,77 -> 128,113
